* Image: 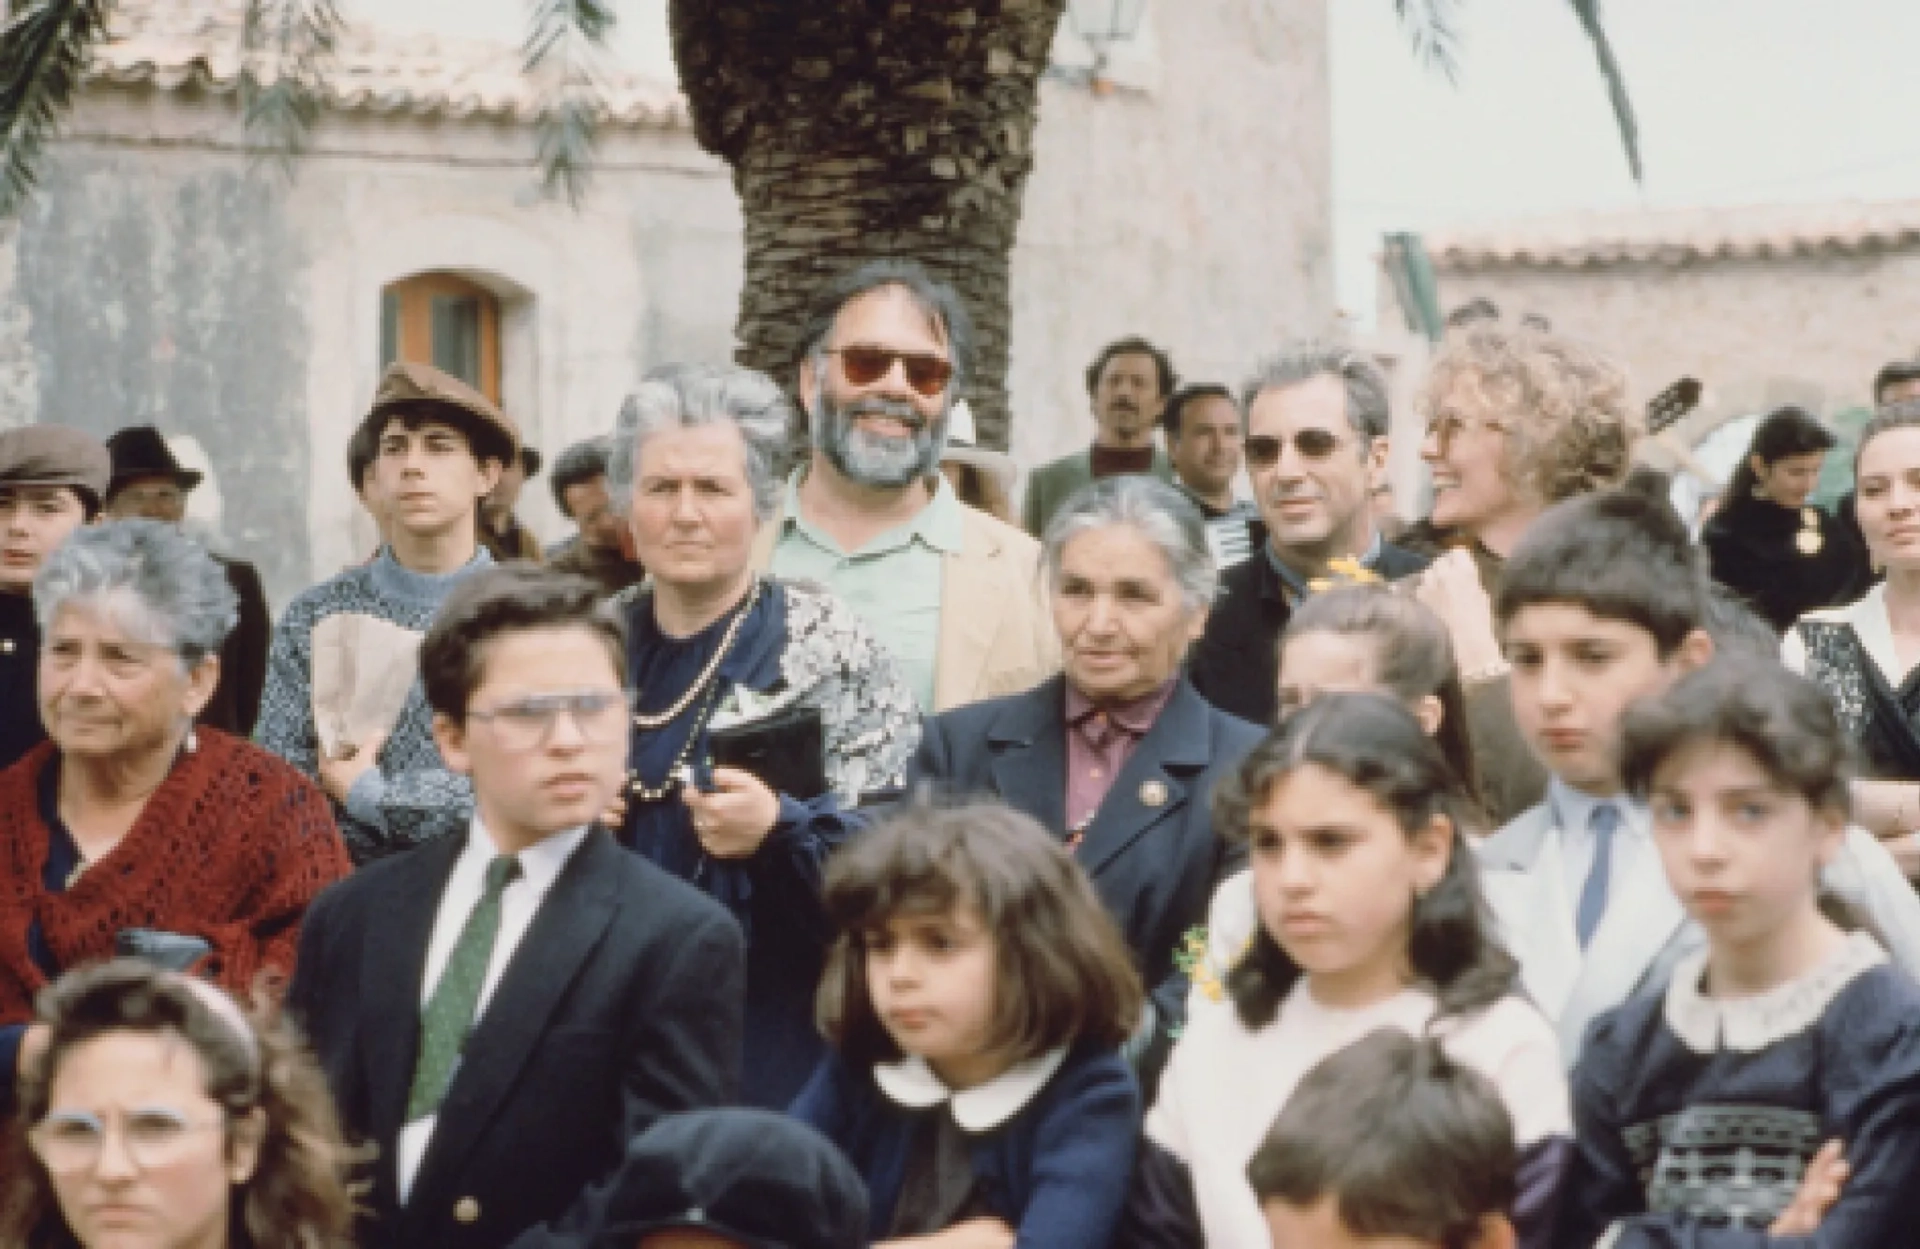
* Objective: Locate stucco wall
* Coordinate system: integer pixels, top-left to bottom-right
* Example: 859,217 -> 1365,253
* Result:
1010,0 -> 1336,468
1434,249 -> 1920,414
0,0 -> 1333,605
9,89 -> 742,606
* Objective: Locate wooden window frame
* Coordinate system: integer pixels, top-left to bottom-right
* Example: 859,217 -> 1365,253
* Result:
379,272 -> 502,404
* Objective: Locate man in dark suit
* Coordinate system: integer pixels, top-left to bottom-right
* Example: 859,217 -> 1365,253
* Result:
1188,344 -> 1430,726
290,565 -> 744,1249
103,426 -> 272,735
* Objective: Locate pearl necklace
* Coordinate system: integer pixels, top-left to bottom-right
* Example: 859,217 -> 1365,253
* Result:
625,578 -> 762,803
628,677 -> 724,803
631,578 -> 763,730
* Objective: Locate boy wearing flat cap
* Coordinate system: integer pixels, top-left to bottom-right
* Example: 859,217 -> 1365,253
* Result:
0,426 -> 109,771
256,362 -> 517,863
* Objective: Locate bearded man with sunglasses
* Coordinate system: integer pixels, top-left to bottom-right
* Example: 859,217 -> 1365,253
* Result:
755,258 -> 1056,712
1188,343 -> 1429,725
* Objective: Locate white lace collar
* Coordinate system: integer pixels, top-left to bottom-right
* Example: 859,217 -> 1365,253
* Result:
1665,931 -> 1886,1054
872,1048 -> 1068,1132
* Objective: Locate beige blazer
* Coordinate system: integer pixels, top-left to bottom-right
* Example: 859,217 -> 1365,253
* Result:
752,496 -> 1060,713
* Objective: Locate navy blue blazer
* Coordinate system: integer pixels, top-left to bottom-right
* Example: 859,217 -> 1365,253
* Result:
909,676 -> 1260,992
288,827 -> 745,1249
790,1044 -> 1140,1248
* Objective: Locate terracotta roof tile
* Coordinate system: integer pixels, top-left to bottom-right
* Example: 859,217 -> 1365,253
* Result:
90,0 -> 689,129
1424,200 -> 1920,269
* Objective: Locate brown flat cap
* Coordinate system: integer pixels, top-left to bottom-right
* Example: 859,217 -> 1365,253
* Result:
0,425 -> 112,510
367,361 -> 519,465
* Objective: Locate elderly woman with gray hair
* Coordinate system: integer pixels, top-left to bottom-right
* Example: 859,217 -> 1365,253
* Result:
0,521 -> 350,1079
607,362 -> 920,1108
909,476 -> 1263,1068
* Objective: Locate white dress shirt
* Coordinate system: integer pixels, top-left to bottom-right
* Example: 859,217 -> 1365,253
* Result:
1546,776 -> 1649,933
396,819 -> 592,1203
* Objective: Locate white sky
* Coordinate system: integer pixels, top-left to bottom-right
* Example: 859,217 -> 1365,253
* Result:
1333,0 -> 1920,321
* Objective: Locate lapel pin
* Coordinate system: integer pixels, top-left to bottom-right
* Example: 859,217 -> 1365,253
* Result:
0,638 -> 13,654
1139,779 -> 1168,808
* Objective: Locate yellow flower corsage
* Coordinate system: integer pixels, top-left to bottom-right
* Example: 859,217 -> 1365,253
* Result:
1307,556 -> 1383,595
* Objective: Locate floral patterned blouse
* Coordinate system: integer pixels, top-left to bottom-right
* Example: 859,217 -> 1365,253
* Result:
612,574 -> 921,1108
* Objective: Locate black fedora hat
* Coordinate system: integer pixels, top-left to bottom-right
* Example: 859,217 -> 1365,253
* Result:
105,426 -> 203,499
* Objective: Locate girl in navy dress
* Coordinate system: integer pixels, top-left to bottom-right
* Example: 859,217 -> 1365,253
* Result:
791,801 -> 1143,1249
1559,658 -> 1920,1247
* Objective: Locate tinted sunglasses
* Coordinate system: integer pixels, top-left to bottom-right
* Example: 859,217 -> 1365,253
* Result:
1244,429 -> 1349,469
827,346 -> 954,398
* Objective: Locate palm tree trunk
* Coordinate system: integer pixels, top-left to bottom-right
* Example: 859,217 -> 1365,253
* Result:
668,0 -> 1066,451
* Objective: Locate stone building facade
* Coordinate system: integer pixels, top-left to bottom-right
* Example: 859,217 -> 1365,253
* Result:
4,0 -> 1333,606
1417,200 -> 1920,420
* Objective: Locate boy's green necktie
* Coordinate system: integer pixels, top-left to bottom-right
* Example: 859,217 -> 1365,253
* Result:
405,855 -> 521,1123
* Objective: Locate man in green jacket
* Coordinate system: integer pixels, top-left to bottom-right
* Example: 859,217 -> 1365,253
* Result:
1021,335 -> 1176,537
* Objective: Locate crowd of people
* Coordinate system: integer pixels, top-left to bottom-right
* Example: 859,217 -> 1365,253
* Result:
0,256 -> 1918,1249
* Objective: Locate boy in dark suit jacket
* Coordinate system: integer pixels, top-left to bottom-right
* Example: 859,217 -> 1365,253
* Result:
290,565 -> 744,1249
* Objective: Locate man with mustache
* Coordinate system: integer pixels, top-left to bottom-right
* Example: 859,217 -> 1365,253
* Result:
1188,343 -> 1429,725
1021,336 -> 1178,538
755,259 -> 1055,712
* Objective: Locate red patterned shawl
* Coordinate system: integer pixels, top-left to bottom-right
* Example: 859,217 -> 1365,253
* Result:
0,729 -> 352,1023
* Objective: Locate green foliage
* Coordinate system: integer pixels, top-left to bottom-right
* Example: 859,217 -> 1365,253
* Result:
1394,0 -> 1642,182
0,0 -> 113,219
524,0 -> 617,207
241,0 -> 343,173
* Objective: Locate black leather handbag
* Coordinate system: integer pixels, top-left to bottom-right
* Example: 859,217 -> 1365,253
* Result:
707,703 -> 828,801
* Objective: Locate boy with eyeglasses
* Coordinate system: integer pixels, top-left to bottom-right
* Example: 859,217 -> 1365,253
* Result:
290,563 -> 743,1249
1189,342 -> 1429,725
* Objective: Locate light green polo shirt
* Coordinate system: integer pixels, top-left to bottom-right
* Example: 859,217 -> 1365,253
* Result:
769,472 -> 962,709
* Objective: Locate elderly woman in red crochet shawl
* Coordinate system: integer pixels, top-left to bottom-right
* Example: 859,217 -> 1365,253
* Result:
0,520 -> 351,1077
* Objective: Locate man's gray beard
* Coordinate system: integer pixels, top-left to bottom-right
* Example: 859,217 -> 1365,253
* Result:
815,391 -> 946,489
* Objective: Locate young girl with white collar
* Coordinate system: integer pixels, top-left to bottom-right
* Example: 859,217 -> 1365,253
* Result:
790,801 -> 1143,1249
1559,659 -> 1920,1248
1144,693 -> 1569,1249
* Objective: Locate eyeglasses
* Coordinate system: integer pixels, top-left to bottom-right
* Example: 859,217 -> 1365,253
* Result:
30,1107 -> 226,1175
827,346 -> 955,398
1244,429 -> 1353,470
467,689 -> 636,752
1422,414 -> 1508,453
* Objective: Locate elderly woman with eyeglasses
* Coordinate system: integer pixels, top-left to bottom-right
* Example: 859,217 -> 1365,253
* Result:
606,363 -> 920,1109
910,476 -> 1264,1080
1408,324 -> 1640,823
0,522 -> 351,1080
1,959 -> 355,1249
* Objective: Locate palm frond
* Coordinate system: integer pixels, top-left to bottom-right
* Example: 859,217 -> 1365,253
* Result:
1563,0 -> 1643,182
1392,0 -> 1463,84
524,0 -> 615,207
0,0 -> 114,220
240,0 -> 343,174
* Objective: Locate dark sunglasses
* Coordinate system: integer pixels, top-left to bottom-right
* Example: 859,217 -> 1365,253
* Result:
1244,429 -> 1349,469
827,346 -> 954,398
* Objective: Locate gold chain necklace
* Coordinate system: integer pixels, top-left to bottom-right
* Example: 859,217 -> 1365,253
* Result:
631,578 -> 763,731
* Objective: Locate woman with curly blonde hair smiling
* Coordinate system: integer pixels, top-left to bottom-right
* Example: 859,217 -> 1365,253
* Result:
1409,324 -> 1641,822
0,960 -> 357,1249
